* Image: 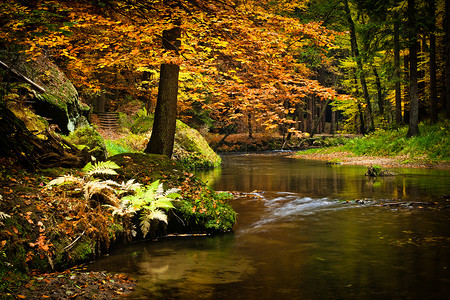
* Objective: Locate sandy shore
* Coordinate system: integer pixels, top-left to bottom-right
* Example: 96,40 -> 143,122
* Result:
291,151 -> 450,169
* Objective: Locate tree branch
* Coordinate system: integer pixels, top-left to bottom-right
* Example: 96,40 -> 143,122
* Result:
0,60 -> 46,93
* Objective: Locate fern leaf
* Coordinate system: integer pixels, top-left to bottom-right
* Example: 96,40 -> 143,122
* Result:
83,161 -> 120,176
83,180 -> 115,200
140,213 -> 152,238
156,183 -> 164,195
102,180 -> 122,188
122,179 -> 141,191
149,209 -> 168,224
47,175 -> 84,187
154,199 -> 175,209
164,188 -> 181,199
0,211 -> 11,219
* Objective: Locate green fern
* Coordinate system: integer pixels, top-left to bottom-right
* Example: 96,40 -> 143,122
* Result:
82,161 -> 121,176
47,161 -> 129,206
47,162 -> 181,238
115,180 -> 180,237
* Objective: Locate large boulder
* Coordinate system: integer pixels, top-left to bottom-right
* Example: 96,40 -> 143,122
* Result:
1,54 -> 89,133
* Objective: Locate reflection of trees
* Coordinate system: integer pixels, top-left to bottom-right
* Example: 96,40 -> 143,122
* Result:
206,155 -> 449,201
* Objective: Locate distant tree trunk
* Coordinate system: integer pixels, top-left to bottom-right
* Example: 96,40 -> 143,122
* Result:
394,10 -> 403,124
428,0 -> 438,124
373,67 -> 384,115
311,99 -> 331,138
407,0 -> 420,137
145,21 -> 181,157
247,113 -> 253,138
330,109 -> 336,134
343,0 -> 374,132
307,96 -> 314,133
445,0 -> 450,118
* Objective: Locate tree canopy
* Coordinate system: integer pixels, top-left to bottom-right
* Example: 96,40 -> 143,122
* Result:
1,0 -> 449,162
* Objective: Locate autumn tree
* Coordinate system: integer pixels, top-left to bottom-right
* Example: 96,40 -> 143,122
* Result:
1,0 -> 354,162
145,19 -> 181,157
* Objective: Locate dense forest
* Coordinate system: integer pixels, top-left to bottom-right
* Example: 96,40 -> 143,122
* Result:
1,1 -> 449,298
1,0 -> 448,166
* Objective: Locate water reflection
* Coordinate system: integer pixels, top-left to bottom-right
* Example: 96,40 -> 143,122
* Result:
197,153 -> 450,201
88,153 -> 450,299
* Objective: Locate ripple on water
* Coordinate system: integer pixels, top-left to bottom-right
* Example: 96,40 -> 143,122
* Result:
247,193 -> 358,231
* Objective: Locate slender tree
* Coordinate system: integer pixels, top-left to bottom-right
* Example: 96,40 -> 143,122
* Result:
394,10 -> 403,124
446,0 -> 450,118
407,0 -> 419,137
343,0 -> 375,133
428,0 -> 438,124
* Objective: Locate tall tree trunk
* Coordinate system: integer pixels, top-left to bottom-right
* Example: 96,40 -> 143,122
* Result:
145,22 -> 181,157
446,0 -> 450,118
311,99 -> 331,138
407,0 -> 420,136
343,0 -> 375,132
428,0 -> 438,124
352,72 -> 366,135
394,11 -> 403,124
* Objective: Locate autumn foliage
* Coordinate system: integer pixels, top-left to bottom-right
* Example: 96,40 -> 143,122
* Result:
0,0 -> 351,136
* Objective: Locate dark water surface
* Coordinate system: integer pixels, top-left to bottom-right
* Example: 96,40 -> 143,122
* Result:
88,153 -> 450,299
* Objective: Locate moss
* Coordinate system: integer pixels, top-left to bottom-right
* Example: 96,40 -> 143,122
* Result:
7,103 -> 48,137
71,240 -> 94,262
174,120 -> 221,169
110,112 -> 220,169
65,126 -> 108,160
130,114 -> 154,134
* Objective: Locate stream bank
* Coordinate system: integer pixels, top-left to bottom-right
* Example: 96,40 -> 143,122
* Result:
0,152 -> 235,299
291,151 -> 450,169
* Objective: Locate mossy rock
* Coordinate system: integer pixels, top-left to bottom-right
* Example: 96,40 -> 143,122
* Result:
174,120 -> 221,169
6,102 -> 48,138
0,54 -> 89,133
130,114 -> 154,134
116,114 -> 220,169
365,165 -> 397,177
65,126 -> 108,160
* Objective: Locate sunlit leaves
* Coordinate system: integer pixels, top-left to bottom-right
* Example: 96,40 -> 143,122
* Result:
0,0 -> 352,131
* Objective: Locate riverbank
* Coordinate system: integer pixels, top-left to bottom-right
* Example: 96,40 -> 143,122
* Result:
291,151 -> 450,169
0,153 -> 236,299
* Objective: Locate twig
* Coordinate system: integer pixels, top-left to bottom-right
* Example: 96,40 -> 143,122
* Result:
380,201 -> 432,207
64,230 -> 86,251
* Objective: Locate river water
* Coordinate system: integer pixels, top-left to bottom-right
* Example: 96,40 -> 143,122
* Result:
88,153 -> 450,299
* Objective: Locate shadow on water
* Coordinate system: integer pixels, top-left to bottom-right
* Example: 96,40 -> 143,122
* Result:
88,153 -> 450,299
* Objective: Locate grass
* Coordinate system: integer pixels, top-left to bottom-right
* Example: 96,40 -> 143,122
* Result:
299,121 -> 450,162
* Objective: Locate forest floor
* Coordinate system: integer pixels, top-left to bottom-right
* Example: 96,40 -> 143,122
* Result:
0,158 -> 137,299
12,266 -> 136,299
291,151 -> 450,169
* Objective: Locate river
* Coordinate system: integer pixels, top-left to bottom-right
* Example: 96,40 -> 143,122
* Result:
88,153 -> 450,299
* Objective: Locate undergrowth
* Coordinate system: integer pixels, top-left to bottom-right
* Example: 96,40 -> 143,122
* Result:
299,121 -> 450,162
